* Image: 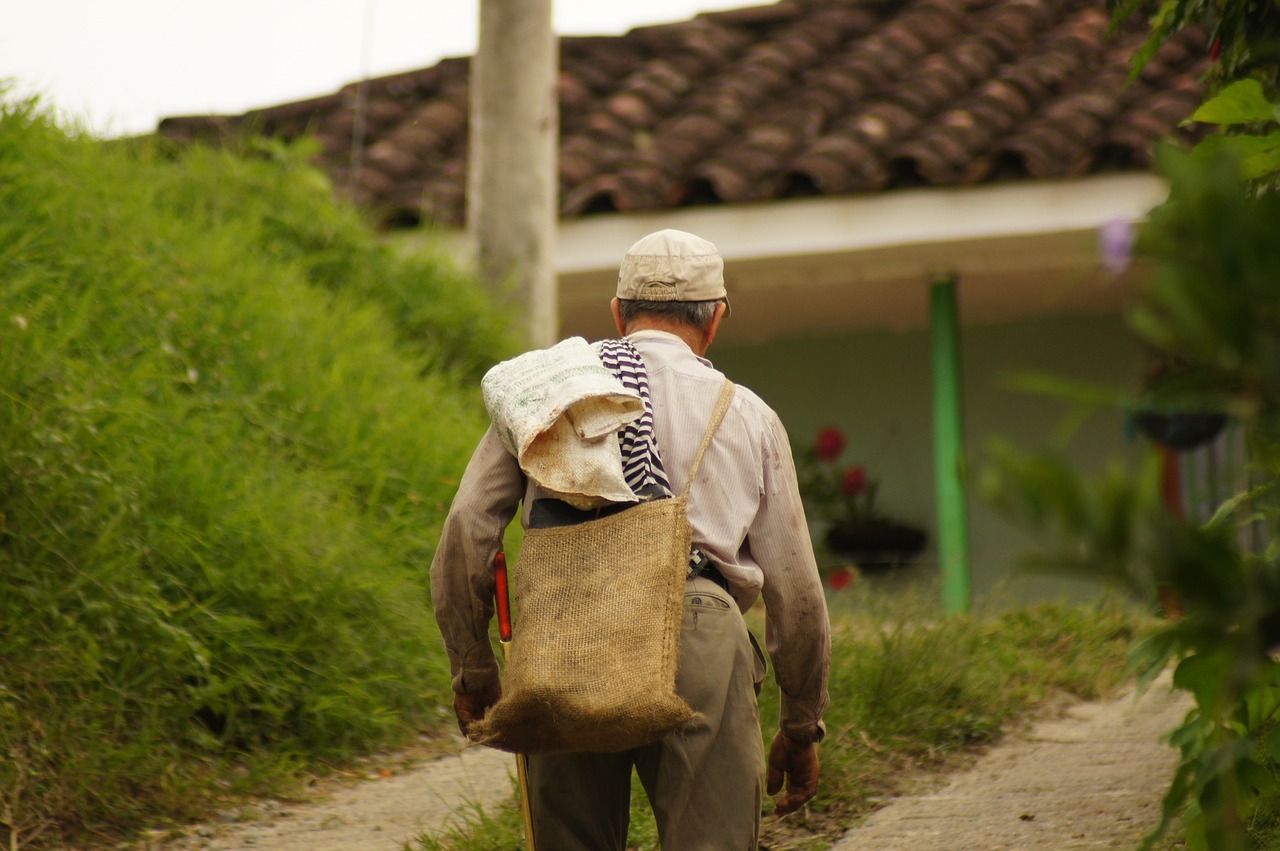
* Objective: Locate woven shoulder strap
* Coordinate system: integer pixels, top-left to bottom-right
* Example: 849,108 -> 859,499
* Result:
680,380 -> 736,498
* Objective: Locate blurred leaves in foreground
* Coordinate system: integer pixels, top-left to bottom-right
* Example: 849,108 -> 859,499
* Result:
983,145 -> 1280,850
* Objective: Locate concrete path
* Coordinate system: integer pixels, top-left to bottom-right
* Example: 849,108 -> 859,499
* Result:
147,674 -> 1191,850
830,672 -> 1191,850
148,741 -> 513,850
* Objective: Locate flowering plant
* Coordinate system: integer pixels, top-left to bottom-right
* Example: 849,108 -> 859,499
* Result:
795,427 -> 882,527
795,427 -> 927,575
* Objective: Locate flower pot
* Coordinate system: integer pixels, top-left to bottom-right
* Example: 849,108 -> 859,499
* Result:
825,519 -> 927,574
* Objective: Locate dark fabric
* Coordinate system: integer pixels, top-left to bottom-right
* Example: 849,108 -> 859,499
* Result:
697,561 -> 732,595
527,484 -> 669,530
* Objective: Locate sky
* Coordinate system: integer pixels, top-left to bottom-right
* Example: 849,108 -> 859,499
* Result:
2,0 -> 769,138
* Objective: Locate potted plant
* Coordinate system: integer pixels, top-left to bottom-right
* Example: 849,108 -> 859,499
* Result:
795,427 -> 928,581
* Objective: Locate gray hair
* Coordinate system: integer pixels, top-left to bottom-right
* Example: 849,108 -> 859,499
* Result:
617,299 -> 723,332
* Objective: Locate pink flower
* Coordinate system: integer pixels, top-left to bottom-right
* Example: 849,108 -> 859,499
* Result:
814,427 -> 846,462
827,568 -> 854,590
841,466 -> 868,496
1099,218 -> 1135,276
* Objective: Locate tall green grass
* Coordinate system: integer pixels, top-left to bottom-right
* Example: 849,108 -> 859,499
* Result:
0,97 -> 517,846
416,591 -> 1145,850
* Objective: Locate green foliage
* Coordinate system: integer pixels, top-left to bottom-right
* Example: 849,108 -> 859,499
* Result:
1188,81 -> 1280,180
1109,0 -> 1280,185
1108,0 -> 1280,93
1133,148 -> 1280,392
1011,11 -> 1280,836
1133,148 -> 1280,851
984,146 -> 1280,849
1192,79 -> 1280,125
412,596 -> 1141,850
982,443 -> 1168,597
0,97 -> 516,846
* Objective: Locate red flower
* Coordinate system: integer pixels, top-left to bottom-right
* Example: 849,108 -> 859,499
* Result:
814,427 -> 846,462
1211,36 -> 1222,62
841,466 -> 868,496
827,568 -> 854,590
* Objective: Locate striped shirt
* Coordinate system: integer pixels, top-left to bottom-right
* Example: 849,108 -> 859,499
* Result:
430,329 -> 830,740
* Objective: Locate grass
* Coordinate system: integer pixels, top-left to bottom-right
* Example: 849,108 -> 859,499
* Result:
414,584 -> 1149,850
0,96 -> 518,847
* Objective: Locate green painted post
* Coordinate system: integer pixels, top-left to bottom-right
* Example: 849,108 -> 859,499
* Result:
931,275 -> 971,614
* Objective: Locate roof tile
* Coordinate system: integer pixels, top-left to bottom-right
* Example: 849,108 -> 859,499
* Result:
158,0 -> 1208,227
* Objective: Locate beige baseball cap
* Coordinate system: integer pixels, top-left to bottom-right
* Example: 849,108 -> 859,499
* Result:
616,229 -> 727,302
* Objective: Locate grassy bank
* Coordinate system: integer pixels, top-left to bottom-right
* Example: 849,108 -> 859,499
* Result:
417,589 -> 1147,850
0,98 -> 516,847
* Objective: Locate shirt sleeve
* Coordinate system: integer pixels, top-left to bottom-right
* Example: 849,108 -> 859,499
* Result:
750,412 -> 831,741
429,425 -> 526,695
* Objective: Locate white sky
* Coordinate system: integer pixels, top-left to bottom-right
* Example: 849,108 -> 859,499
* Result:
2,0 -> 769,138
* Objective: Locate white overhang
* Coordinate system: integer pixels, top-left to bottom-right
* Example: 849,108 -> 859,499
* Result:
555,172 -> 1168,346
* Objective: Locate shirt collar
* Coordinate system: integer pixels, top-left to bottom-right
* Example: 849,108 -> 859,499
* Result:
625,328 -> 714,367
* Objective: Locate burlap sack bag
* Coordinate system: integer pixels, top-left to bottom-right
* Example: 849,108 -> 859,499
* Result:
470,380 -> 736,755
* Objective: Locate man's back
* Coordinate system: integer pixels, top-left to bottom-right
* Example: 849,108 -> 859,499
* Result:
631,329 -> 814,615
432,229 -> 830,846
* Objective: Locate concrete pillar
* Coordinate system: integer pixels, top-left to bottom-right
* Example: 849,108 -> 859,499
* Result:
467,0 -> 559,348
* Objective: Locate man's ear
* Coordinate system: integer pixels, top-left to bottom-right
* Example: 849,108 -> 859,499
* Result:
702,301 -> 728,351
611,298 -> 626,336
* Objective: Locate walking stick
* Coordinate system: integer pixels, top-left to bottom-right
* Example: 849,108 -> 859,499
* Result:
495,551 -> 537,849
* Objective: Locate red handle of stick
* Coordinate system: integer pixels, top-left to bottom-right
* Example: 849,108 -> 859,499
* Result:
494,551 -> 512,642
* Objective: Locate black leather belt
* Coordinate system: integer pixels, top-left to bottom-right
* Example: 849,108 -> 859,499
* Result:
694,564 -> 731,594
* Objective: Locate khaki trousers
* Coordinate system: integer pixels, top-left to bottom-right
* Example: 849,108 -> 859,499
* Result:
525,574 -> 767,850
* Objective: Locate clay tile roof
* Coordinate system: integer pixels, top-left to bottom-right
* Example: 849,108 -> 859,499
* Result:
157,0 -> 1209,228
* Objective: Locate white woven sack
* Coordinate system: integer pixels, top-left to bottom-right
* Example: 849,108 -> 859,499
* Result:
481,337 -> 642,508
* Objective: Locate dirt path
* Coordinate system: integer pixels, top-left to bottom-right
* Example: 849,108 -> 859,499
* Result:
147,674 -> 1190,851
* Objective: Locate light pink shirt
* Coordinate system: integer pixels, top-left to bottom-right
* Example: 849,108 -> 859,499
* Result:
430,330 -> 830,739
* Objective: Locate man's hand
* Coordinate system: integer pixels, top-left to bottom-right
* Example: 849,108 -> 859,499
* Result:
766,730 -> 820,816
453,680 -> 502,738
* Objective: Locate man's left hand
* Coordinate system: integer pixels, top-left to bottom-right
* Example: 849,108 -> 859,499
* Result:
766,730 -> 820,816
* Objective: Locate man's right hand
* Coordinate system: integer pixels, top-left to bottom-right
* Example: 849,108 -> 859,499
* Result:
766,730 -> 820,815
453,680 -> 502,738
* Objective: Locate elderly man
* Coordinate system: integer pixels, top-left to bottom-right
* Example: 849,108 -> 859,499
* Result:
430,229 -> 830,849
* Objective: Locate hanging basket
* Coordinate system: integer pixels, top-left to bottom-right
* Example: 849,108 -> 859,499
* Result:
1133,409 -> 1227,451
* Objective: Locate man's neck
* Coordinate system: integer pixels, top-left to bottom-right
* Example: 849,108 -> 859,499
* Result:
626,319 -> 706,355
